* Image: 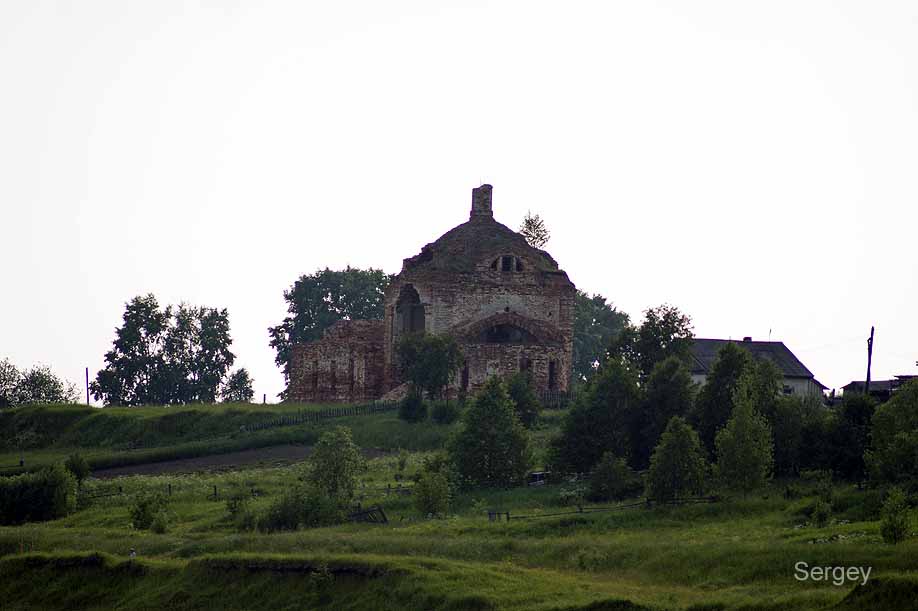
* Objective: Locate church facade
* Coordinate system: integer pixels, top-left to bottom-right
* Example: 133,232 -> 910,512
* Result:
288,185 -> 576,403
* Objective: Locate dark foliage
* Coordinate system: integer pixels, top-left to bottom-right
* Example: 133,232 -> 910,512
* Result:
550,360 -> 642,474
634,357 -> 695,469
220,368 -> 254,403
587,452 -> 642,502
449,377 -> 531,488
691,342 -> 751,454
572,291 -> 630,382
0,464 -> 76,525
64,453 -> 90,486
609,304 -> 694,381
430,400 -> 461,425
398,391 -> 428,423
506,371 -> 541,428
646,416 -> 708,501
867,379 -> 918,486
396,333 -> 463,401
0,358 -> 78,407
91,295 -> 236,406
130,491 -> 169,530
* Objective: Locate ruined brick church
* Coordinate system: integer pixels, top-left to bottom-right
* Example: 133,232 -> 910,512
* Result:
287,185 -> 576,402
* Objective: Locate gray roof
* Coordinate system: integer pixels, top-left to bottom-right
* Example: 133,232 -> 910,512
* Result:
841,380 -> 895,393
689,338 -> 816,379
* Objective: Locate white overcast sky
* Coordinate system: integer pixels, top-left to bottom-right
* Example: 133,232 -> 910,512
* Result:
2,1 -> 916,402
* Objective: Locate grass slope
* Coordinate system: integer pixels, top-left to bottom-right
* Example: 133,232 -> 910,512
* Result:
0,404 -> 458,474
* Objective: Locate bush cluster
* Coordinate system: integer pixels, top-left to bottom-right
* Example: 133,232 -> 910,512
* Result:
130,491 -> 170,531
430,400 -> 461,425
587,452 -> 642,502
256,486 -> 342,532
398,392 -> 427,423
880,487 -> 911,545
0,464 -> 76,525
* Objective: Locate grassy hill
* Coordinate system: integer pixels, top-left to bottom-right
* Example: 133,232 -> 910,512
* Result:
0,402 -> 457,474
1,403 -> 916,610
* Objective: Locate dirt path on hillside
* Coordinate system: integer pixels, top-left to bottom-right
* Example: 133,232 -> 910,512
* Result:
92,444 -> 387,479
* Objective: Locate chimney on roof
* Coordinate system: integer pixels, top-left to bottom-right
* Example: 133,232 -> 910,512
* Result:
471,184 -> 493,219
743,336 -> 752,342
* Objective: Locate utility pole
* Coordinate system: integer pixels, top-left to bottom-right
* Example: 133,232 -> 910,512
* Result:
865,326 -> 875,396
85,367 -> 90,405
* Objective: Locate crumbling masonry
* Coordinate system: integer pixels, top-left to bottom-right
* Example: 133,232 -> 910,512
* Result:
288,185 -> 576,402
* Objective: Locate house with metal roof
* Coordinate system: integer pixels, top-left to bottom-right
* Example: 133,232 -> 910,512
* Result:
689,337 -> 827,397
841,375 -> 917,402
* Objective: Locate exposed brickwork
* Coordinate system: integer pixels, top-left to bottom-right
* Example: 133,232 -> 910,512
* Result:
288,320 -> 385,403
289,185 -> 576,402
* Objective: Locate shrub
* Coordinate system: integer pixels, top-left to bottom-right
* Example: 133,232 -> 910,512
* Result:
64,453 -> 91,486
397,448 -> 408,476
430,400 -> 461,425
398,391 -> 428,423
449,377 -> 531,489
0,464 -> 76,525
151,509 -> 170,534
588,452 -> 641,502
558,481 -> 587,507
812,498 -> 831,528
305,426 -> 366,507
506,372 -> 541,428
646,416 -> 708,502
258,490 -> 304,533
256,485 -> 342,533
881,487 -> 910,544
225,488 -> 250,519
414,470 -> 451,516
130,491 -> 169,530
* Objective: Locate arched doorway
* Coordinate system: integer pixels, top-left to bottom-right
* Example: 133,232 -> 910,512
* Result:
396,284 -> 425,334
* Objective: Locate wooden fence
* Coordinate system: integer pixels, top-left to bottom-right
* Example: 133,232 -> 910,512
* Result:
240,400 -> 399,433
539,390 -> 574,409
488,496 -> 718,522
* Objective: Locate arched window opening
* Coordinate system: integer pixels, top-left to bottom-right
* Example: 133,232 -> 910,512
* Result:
548,360 -> 557,391
461,361 -> 470,392
481,323 -> 538,345
396,284 -> 425,334
490,255 -> 523,273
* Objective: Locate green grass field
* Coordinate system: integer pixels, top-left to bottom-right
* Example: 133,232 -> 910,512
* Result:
0,403 -> 916,610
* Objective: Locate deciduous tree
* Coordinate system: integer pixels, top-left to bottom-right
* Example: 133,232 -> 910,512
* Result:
221,368 -> 255,403
635,356 -> 695,469
91,295 -> 237,405
550,360 -> 642,473
572,291 -> 630,382
646,416 -> 708,502
691,342 -> 751,454
449,377 -> 531,488
396,333 -> 462,401
306,426 -> 366,506
715,376 -> 774,496
506,371 -> 541,428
